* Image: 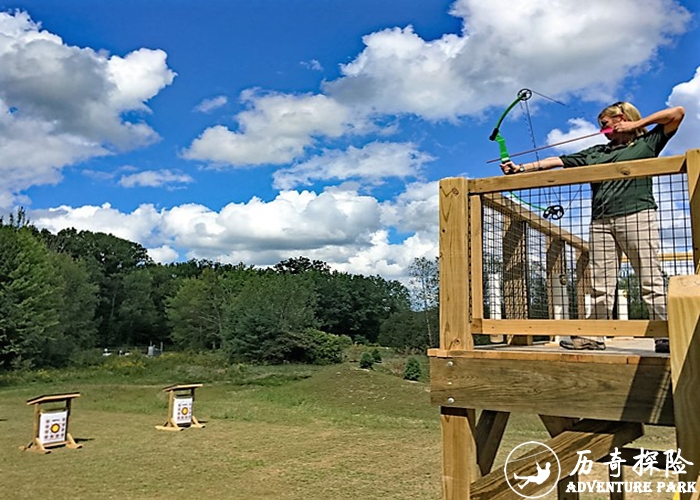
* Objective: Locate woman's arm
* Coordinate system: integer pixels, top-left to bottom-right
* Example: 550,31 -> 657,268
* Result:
500,156 -> 564,175
615,106 -> 685,135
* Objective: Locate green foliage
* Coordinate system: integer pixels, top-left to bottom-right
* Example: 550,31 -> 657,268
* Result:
370,347 -> 382,364
378,309 -> 431,350
359,351 -> 374,370
223,272 -> 318,363
403,357 -> 422,381
0,215 -> 425,369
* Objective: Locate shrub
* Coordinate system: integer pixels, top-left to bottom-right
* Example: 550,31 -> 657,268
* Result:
359,352 -> 374,370
370,348 -> 382,364
403,357 -> 422,381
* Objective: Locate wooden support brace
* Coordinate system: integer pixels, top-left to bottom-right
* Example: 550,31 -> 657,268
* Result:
475,410 -> 510,476
469,419 -> 643,500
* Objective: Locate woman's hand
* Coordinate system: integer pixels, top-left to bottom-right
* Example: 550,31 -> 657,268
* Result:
500,160 -> 521,175
611,119 -> 640,134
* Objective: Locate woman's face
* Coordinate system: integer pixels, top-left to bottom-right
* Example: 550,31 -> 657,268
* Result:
599,113 -> 625,140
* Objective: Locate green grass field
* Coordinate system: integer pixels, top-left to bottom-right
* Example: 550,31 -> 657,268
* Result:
0,352 -> 677,500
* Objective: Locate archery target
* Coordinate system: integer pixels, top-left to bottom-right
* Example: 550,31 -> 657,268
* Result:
173,397 -> 193,425
38,410 -> 68,444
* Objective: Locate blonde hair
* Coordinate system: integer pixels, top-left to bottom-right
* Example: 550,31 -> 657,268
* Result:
598,101 -> 646,137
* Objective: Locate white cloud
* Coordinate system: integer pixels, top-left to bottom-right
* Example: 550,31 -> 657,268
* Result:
183,90 -> 368,166
148,245 -> 179,264
301,59 -> 323,71
194,95 -> 228,113
546,118 -> 609,155
0,10 -> 175,207
28,182 -> 441,281
30,203 -> 163,245
666,66 -> 700,155
273,141 -> 433,189
119,169 -> 194,188
326,0 -> 690,119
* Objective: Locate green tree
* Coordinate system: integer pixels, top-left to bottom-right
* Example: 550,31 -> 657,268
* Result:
0,226 -> 63,369
224,272 -> 317,363
408,256 -> 439,347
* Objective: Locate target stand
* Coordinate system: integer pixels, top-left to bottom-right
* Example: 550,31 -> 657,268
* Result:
22,392 -> 82,454
155,383 -> 205,431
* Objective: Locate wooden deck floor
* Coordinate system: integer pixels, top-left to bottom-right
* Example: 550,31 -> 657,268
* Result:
477,337 -> 667,358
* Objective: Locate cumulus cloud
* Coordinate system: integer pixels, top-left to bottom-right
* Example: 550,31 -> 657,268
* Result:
183,90 -> 369,166
327,0 -> 690,118
119,169 -> 194,188
194,95 -> 228,113
273,141 -> 433,189
30,203 -> 163,245
0,10 -> 175,206
666,66 -> 700,155
28,181 -> 441,280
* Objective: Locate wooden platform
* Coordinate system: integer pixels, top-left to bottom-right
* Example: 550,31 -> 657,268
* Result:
429,338 -> 673,426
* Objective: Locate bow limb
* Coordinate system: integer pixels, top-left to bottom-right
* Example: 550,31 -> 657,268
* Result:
489,88 -> 532,163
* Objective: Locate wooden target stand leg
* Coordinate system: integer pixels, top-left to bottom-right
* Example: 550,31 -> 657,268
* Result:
155,384 -> 205,431
21,393 -> 82,454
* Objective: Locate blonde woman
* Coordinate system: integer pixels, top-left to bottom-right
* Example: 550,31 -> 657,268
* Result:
501,102 -> 685,352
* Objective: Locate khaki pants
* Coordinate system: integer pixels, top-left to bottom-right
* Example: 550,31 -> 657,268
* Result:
588,208 -> 667,321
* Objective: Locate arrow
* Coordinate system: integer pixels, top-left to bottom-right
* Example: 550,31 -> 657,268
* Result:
486,128 -> 613,164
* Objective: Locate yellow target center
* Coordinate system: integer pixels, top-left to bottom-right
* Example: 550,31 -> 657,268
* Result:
50,423 -> 61,433
181,407 -> 189,415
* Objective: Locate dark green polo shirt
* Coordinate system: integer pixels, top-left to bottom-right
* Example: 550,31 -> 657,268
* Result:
560,124 -> 674,219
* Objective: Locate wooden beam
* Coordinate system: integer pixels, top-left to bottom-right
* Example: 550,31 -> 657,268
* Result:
469,419 -> 643,500
687,149 -> 700,272
430,355 -> 674,425
440,178 -> 473,351
667,275 -> 700,499
472,319 -> 668,337
475,410 -> 510,476
469,154 -> 686,194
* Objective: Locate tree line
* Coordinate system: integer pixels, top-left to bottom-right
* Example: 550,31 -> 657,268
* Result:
0,210 -> 439,370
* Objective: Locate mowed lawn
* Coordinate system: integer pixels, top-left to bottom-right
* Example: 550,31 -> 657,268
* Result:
0,354 -> 678,500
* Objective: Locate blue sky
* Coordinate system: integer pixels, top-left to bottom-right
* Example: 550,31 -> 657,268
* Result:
0,0 -> 698,281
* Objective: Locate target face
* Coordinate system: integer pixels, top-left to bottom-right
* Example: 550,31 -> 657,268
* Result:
173,397 -> 193,424
38,410 -> 68,444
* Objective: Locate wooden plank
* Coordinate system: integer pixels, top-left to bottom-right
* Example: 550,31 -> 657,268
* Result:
468,154 -> 686,194
429,356 -> 674,425
667,275 -> 700,498
470,194 -> 484,322
440,178 -> 473,351
475,410 -> 510,476
687,150 -> 700,273
26,393 -> 81,405
441,407 -> 476,500
470,419 -> 643,500
429,348 -> 669,365
472,319 -> 668,337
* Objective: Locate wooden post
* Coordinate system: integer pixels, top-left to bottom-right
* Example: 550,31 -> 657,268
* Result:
687,149 -> 700,272
667,276 -> 700,500
22,393 -> 82,453
438,178 -> 476,500
156,384 -> 205,431
439,178 -> 473,351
